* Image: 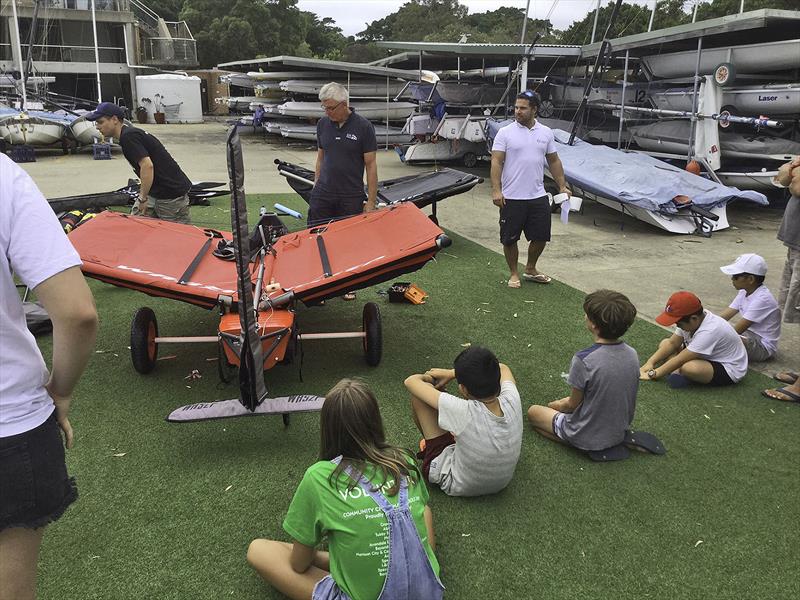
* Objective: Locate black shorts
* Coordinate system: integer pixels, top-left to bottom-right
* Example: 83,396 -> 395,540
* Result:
708,361 -> 736,386
0,413 -> 77,531
307,189 -> 365,227
499,196 -> 551,245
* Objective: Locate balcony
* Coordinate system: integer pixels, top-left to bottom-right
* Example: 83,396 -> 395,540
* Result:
14,1 -> 131,11
139,21 -> 197,68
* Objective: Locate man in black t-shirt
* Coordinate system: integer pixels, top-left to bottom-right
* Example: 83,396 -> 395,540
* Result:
87,102 -> 192,224
311,82 -> 378,227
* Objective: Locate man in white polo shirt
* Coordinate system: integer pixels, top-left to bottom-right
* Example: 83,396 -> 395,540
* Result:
491,90 -> 569,288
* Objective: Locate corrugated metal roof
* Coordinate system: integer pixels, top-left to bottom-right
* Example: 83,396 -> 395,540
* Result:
581,8 -> 800,57
376,41 -> 581,58
216,55 -> 417,79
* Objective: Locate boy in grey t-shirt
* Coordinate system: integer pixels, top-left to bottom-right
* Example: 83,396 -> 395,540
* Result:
528,290 -> 639,451
405,346 -> 523,497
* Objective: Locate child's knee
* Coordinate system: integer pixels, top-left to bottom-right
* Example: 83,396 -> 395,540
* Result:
527,404 -> 546,425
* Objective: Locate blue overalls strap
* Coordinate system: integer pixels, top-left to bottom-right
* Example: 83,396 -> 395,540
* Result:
330,456 -> 444,600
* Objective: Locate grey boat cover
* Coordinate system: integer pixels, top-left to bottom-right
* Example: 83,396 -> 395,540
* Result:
487,120 -> 769,211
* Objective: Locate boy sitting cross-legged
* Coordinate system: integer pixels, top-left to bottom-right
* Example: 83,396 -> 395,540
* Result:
405,346 -> 523,497
640,290 -> 748,387
527,290 -> 640,451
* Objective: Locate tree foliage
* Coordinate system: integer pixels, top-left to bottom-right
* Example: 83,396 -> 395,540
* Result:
136,0 -> 800,67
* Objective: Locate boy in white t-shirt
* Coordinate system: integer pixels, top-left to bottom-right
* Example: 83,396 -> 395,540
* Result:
717,253 -> 781,362
405,346 -> 523,497
640,291 -> 748,388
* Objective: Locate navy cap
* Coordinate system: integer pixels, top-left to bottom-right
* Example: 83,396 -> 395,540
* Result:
85,102 -> 125,121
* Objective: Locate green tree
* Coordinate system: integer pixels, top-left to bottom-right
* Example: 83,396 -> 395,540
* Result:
358,0 -> 468,42
180,0 -> 307,67
301,13 -> 347,60
695,0 -> 800,20
557,0 -> 690,45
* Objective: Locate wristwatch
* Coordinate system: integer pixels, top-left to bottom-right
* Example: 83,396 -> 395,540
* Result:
647,369 -> 658,379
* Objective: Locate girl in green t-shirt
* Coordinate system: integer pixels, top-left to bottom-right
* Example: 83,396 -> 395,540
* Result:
247,378 -> 442,600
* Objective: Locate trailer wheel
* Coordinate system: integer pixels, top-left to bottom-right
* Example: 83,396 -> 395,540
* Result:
217,342 -> 237,383
538,100 -> 555,118
362,302 -> 382,366
462,152 -> 477,168
713,62 -> 736,87
718,105 -> 737,129
130,307 -> 158,374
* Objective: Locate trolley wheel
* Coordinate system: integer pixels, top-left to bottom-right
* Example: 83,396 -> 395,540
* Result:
362,302 -> 383,366
217,342 -> 237,383
130,307 -> 158,374
538,99 -> 555,118
718,105 -> 737,129
282,414 -> 291,427
462,152 -> 477,168
713,62 -> 736,87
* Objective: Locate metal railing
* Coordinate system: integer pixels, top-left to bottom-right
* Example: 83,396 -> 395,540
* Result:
128,0 -> 158,34
0,42 -> 126,63
13,0 -> 131,11
141,37 -> 196,66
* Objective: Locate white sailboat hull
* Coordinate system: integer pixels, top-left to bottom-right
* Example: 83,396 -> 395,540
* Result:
716,170 -> 781,193
69,116 -> 101,145
0,116 -> 66,146
642,39 -> 800,79
650,83 -> 800,116
403,139 -> 486,165
279,80 -> 407,98
278,101 -> 417,121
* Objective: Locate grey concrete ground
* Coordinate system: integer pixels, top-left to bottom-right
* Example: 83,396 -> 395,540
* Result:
19,121 -> 798,379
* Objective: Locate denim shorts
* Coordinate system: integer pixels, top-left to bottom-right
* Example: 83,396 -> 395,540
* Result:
0,413 -> 77,531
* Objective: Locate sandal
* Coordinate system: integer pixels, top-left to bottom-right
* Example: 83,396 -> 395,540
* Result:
772,371 -> 799,385
507,278 -> 521,289
522,272 -> 552,284
342,292 -> 357,301
761,387 -> 800,403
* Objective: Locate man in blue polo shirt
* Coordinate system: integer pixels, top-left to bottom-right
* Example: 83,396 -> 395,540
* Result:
491,91 -> 569,288
311,82 -> 378,227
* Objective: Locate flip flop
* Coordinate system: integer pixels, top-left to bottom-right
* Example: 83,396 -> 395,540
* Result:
507,278 -> 521,289
761,387 -> 800,403
522,273 -> 552,284
667,373 -> 691,389
342,292 -> 356,301
772,371 -> 799,385
587,444 -> 630,462
623,430 -> 666,455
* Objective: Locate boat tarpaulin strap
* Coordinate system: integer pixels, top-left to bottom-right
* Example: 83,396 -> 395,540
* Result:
316,235 -> 332,278
227,126 -> 268,411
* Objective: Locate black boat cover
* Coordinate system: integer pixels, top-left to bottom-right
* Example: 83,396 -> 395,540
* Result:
274,159 -> 483,210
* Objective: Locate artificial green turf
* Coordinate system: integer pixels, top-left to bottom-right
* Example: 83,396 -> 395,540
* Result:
36,194 -> 799,599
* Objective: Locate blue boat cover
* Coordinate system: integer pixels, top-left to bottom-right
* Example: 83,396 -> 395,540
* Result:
484,119 -> 768,214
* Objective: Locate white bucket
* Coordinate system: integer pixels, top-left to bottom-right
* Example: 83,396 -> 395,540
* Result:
553,192 -> 569,205
569,196 -> 583,212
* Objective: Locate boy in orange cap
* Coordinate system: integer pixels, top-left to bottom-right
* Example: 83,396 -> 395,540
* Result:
640,291 -> 748,388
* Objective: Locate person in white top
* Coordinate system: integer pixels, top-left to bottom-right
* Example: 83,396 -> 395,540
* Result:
405,346 -> 523,497
718,253 -> 781,362
0,154 -> 98,600
640,291 -> 748,388
491,90 -> 569,288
